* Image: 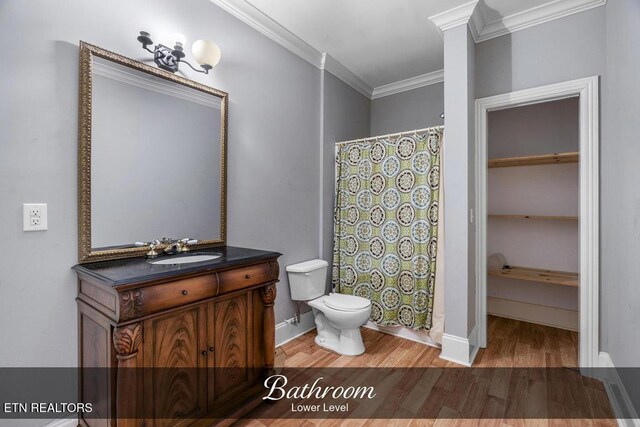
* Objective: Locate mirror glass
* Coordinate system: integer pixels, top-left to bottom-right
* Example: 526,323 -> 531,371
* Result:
78,43 -> 226,262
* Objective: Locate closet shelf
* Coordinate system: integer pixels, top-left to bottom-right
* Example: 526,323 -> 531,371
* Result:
488,214 -> 578,221
488,266 -> 578,287
488,152 -> 579,168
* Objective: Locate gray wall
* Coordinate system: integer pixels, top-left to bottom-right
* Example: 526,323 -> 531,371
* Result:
475,7 -> 606,99
0,0 -> 322,382
488,98 -> 579,158
321,71 -> 370,287
370,83 -> 444,136
603,0 -> 640,409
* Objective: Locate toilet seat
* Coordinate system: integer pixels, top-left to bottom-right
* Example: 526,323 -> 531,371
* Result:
323,293 -> 370,312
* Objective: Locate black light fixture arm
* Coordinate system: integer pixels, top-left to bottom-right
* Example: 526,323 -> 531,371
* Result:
180,58 -> 212,74
136,31 -> 211,75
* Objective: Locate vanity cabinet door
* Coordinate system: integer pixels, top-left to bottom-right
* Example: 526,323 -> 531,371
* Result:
208,292 -> 254,406
143,304 -> 208,427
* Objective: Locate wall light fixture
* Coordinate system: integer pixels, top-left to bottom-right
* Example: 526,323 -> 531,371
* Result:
136,31 -> 221,75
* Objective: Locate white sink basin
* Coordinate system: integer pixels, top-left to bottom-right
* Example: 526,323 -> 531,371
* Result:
151,254 -> 221,265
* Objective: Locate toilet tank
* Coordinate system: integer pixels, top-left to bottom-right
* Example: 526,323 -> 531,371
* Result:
286,259 -> 329,301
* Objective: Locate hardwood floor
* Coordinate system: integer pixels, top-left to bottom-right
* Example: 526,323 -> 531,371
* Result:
475,316 -> 579,368
273,316 -> 578,369
237,316 -> 615,426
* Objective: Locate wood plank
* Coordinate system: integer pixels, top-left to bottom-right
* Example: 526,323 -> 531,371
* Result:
488,152 -> 578,168
488,266 -> 578,287
488,214 -> 578,221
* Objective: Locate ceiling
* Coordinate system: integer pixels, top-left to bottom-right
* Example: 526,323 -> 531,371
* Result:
245,0 -> 457,88
216,0 -> 605,94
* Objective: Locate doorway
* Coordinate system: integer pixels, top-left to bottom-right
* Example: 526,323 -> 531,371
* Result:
475,77 -> 600,367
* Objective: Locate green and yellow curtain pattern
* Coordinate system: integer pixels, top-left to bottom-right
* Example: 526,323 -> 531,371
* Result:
332,127 -> 443,331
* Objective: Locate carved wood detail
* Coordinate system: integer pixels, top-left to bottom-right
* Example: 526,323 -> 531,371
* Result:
259,284 -> 276,371
113,323 -> 143,360
113,323 -> 143,425
119,289 -> 143,321
259,284 -> 276,307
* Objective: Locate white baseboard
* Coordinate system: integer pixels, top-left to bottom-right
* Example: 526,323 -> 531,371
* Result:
363,321 -> 440,348
440,326 -> 478,367
598,352 -> 640,426
488,296 -> 579,331
44,418 -> 76,427
275,310 -> 316,347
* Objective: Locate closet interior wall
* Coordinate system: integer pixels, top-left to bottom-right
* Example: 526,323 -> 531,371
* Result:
487,98 -> 580,331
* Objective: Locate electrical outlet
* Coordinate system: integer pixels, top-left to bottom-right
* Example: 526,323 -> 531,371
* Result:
23,203 -> 47,231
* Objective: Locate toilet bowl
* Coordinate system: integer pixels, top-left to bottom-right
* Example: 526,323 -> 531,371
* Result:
286,260 -> 371,356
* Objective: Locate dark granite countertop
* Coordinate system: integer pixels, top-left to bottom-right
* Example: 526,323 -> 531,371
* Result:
72,246 -> 282,288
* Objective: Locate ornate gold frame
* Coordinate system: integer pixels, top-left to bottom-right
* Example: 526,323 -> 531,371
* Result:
77,41 -> 228,263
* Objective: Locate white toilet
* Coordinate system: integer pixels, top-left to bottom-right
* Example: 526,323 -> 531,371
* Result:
286,259 -> 371,356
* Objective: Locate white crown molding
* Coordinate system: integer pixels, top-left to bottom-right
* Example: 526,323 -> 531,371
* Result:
371,69 -> 444,99
210,0 -> 607,101
429,1 -> 479,32
322,54 -> 373,98
468,6 -> 485,42
210,0 -> 373,97
475,0 -> 607,43
93,59 -> 222,109
210,0 -> 323,68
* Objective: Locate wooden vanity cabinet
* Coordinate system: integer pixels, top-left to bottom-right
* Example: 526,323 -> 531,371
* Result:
75,255 -> 279,427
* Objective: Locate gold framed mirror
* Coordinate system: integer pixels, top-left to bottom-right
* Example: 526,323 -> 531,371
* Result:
78,42 -> 227,263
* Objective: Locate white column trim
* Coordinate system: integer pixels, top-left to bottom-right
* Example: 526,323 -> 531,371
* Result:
440,326 -> 479,367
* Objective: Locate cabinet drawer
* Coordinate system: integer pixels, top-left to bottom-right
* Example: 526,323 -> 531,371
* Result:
118,274 -> 218,320
218,262 -> 276,294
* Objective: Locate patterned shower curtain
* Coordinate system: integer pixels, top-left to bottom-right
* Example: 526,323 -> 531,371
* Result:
332,126 -> 443,331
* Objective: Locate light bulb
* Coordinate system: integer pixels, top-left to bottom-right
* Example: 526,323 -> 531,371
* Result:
192,40 -> 221,68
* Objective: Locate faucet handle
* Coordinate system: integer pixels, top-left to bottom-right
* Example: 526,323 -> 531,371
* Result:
145,240 -> 160,259
177,238 -> 198,252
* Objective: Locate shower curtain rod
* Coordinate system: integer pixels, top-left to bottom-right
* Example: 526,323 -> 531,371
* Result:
335,125 -> 444,146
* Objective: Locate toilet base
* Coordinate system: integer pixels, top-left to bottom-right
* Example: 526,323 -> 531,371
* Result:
314,328 -> 365,356
313,310 -> 365,356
